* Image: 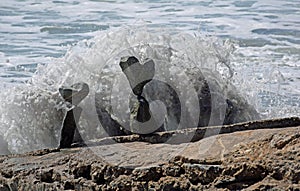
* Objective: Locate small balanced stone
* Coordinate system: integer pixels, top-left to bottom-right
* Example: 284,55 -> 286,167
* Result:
59,82 -> 89,106
119,56 -> 155,96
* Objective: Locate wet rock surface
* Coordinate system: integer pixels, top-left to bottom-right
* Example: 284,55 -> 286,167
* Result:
0,117 -> 300,190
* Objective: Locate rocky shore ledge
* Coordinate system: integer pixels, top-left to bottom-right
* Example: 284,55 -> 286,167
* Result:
0,117 -> 300,191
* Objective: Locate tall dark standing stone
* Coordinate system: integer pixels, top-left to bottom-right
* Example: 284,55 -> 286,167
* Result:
119,56 -> 155,124
120,56 -> 165,133
59,107 -> 83,148
120,57 -> 153,123
0,135 -> 11,155
58,82 -> 89,148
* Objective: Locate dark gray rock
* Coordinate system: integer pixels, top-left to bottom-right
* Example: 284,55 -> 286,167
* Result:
59,82 -> 89,106
59,107 -> 83,148
119,56 -> 155,96
58,82 -> 89,148
0,135 -> 11,155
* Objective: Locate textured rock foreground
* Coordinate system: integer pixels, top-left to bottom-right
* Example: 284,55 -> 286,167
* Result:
0,118 -> 300,190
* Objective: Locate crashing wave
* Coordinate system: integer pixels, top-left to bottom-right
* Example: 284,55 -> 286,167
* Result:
0,26 -> 259,154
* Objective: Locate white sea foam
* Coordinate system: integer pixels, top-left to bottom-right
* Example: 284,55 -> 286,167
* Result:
0,26 -> 245,154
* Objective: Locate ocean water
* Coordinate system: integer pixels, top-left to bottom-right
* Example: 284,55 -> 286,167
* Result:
0,0 -> 299,153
